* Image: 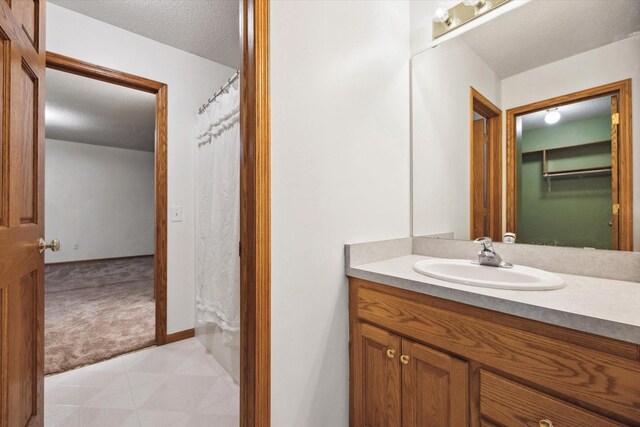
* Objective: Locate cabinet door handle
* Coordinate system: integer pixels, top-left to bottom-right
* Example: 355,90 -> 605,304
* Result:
539,420 -> 554,427
386,349 -> 395,359
400,355 -> 410,365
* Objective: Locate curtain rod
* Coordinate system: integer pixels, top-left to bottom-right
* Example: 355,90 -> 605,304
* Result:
198,69 -> 241,115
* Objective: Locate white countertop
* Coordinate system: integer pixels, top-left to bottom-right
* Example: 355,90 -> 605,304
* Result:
348,254 -> 640,344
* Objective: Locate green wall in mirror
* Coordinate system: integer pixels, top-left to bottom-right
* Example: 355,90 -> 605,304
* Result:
517,115 -> 612,248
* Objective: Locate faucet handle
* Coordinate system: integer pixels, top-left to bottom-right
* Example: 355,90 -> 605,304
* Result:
473,236 -> 494,251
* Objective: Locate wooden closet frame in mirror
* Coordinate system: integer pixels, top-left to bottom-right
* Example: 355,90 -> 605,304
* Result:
506,80 -> 633,251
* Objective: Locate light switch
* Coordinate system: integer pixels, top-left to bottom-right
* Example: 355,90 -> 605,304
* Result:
171,206 -> 183,222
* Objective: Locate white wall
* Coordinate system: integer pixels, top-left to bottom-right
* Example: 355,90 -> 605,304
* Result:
412,37 -> 500,238
501,36 -> 640,249
47,4 -> 235,333
271,2 -> 411,425
45,139 -> 154,263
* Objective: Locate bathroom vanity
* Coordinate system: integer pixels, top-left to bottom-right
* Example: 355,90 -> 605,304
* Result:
346,238 -> 640,426
349,0 -> 640,424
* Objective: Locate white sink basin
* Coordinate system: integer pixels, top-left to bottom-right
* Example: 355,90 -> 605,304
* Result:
413,259 -> 565,291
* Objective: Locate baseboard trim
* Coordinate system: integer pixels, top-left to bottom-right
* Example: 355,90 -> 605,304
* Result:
164,328 -> 195,344
45,254 -> 154,266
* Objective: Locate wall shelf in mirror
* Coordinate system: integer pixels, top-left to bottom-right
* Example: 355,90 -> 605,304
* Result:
543,167 -> 612,192
543,167 -> 612,178
537,140 -> 612,191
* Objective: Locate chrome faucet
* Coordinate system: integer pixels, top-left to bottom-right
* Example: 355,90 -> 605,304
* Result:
473,237 -> 513,268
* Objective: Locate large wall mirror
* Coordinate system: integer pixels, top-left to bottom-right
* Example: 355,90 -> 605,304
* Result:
412,0 -> 640,251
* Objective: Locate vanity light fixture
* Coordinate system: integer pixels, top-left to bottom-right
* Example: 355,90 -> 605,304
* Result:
433,7 -> 453,27
432,0 -> 509,40
463,0 -> 491,13
464,0 -> 486,7
544,108 -> 561,125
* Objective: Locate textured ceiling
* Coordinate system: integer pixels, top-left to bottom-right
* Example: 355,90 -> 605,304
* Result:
45,68 -> 157,152
520,95 -> 611,131
48,0 -> 241,68
462,0 -> 640,78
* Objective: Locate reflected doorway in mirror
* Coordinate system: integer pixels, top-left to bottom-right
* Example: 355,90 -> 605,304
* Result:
506,80 -> 632,251
470,87 -> 502,242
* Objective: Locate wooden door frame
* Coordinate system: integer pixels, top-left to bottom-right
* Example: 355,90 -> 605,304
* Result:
45,52 -> 169,345
240,1 -> 271,425
506,80 -> 633,251
470,87 -> 502,241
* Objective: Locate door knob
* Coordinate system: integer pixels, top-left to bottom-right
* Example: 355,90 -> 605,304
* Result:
386,349 -> 395,359
400,355 -> 410,365
38,238 -> 60,253
539,420 -> 553,427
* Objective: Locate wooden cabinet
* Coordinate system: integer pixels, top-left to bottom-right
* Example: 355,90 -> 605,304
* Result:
349,277 -> 640,426
352,323 -> 468,426
357,323 -> 402,427
402,340 -> 468,427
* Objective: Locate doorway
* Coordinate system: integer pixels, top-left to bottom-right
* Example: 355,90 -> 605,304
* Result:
470,88 -> 502,241
506,80 -> 633,250
43,57 -> 162,374
45,53 -> 168,354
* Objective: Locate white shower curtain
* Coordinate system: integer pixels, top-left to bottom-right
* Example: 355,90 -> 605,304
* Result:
195,82 -> 240,344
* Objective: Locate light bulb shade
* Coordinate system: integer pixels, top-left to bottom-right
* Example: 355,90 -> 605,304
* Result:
433,7 -> 451,24
464,0 -> 490,14
544,110 -> 561,124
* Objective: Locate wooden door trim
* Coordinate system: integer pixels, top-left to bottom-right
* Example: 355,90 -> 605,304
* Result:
506,80 -> 633,250
470,87 -> 502,241
611,95 -> 620,249
45,51 -> 169,345
165,328 -> 195,344
240,1 -> 271,425
46,52 -> 164,93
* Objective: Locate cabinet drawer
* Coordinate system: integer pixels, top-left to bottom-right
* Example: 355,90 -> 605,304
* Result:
480,371 -> 626,426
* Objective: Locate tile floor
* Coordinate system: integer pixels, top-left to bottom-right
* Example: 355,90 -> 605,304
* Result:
44,338 -> 239,426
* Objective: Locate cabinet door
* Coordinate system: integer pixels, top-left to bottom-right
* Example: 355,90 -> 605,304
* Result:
401,340 -> 469,427
352,322 -> 402,427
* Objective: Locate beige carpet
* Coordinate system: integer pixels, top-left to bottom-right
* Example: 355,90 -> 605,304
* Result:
45,256 -> 155,375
